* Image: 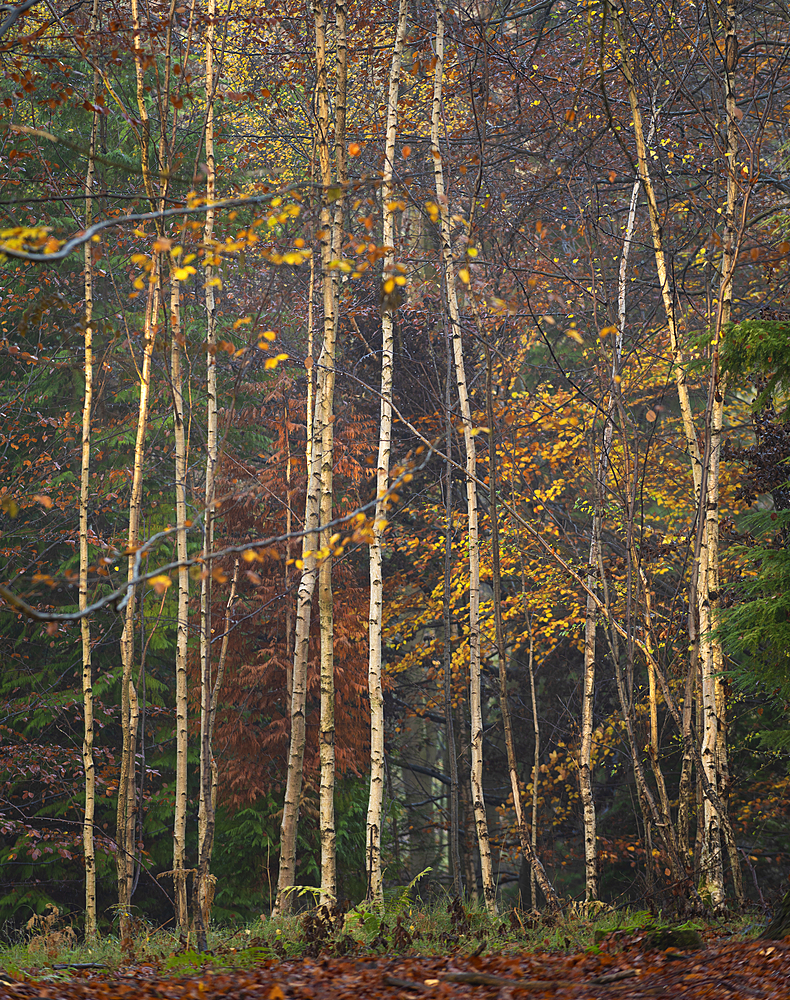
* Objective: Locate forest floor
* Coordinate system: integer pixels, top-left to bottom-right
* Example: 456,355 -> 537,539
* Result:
0,927 -> 787,1000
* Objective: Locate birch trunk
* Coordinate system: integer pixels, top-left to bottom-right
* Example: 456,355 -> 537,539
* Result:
170,272 -> 189,934
274,294 -> 323,916
116,266 -> 159,947
443,326 -> 462,897
366,0 -> 409,908
80,3 -> 100,934
115,0 -> 162,946
527,627 -> 540,909
698,0 -> 743,909
196,0 -> 218,943
313,0 -> 342,904
431,0 -> 496,914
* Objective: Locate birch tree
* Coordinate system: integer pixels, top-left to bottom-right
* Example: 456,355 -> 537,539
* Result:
315,0 -> 347,903
608,0 -> 744,908
366,0 -> 409,908
170,268 -> 189,934
79,0 -> 101,939
197,0 -> 220,939
696,0 -> 743,909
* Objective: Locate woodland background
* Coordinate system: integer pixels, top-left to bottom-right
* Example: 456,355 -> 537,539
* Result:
1,0 -> 790,941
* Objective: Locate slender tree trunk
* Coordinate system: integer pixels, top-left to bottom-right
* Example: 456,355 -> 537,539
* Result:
443,329 -> 462,898
116,267 -> 159,947
170,271 -> 189,934
579,98 -> 652,903
580,541 -> 600,903
285,405 -> 294,718
677,660 -> 696,862
366,0 -> 409,909
196,0 -> 218,944
430,0 -> 496,915
115,0 -> 164,947
274,303 -> 324,916
697,0 -> 743,909
527,626 -> 540,910
80,4 -> 100,935
313,0 -> 344,905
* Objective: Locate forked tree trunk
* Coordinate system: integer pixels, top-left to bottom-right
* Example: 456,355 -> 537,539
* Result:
366,0 -> 409,908
80,3 -> 100,935
430,0 -> 496,914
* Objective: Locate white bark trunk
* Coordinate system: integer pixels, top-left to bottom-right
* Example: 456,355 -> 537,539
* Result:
699,0 -> 743,909
197,0 -> 218,939
170,273 -> 189,933
366,0 -> 409,909
313,0 -> 344,905
80,17 -> 100,932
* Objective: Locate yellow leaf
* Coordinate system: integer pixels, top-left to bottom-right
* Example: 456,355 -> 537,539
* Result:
458,268 -> 470,284
173,266 -> 196,280
150,574 -> 172,594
